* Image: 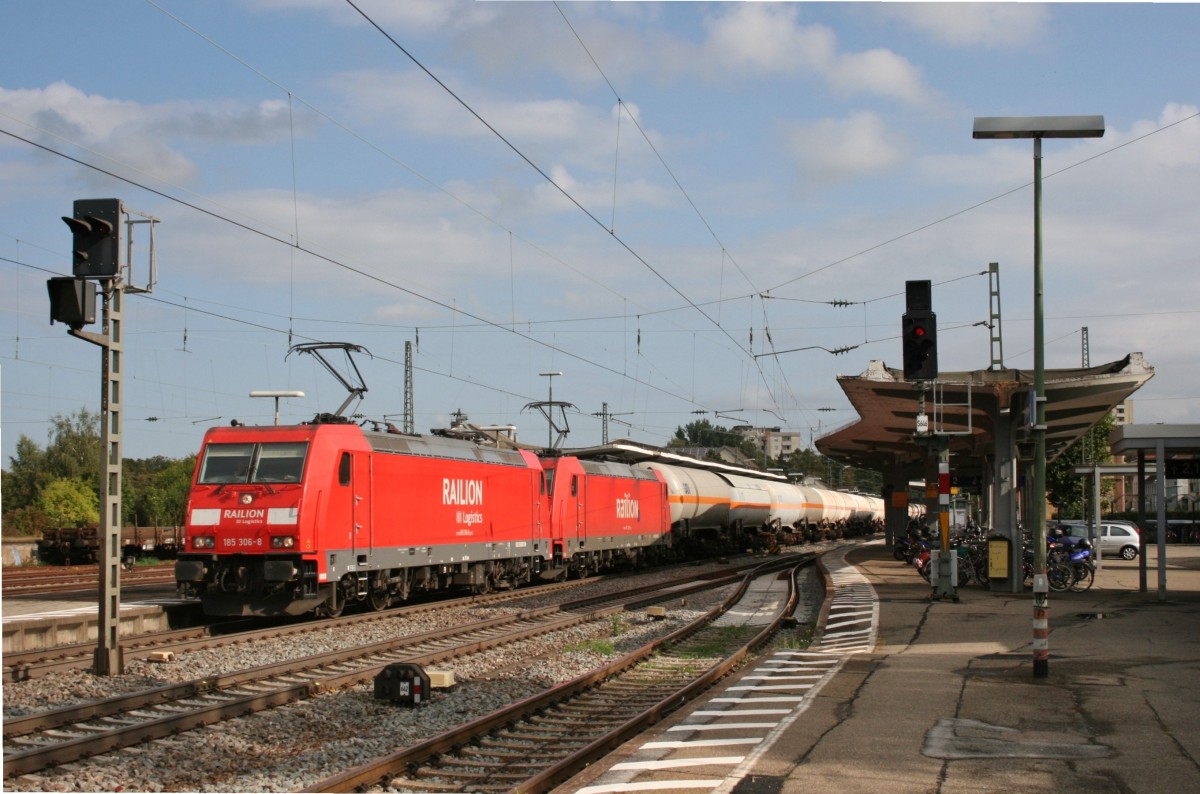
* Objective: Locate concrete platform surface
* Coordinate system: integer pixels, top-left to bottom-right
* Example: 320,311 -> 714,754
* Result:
562,543 -> 1200,794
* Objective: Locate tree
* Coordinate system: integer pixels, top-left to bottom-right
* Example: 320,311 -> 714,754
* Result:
4,409 -> 100,513
779,448 -> 825,478
44,409 -> 101,493
669,419 -> 738,448
3,505 -> 51,537
775,447 -> 883,497
124,455 -> 196,527
3,435 -> 50,511
37,478 -> 99,528
668,419 -> 765,466
1047,412 -> 1116,518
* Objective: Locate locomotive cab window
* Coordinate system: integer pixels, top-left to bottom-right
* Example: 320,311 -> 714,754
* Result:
198,441 -> 309,484
198,443 -> 255,484
253,442 -> 308,482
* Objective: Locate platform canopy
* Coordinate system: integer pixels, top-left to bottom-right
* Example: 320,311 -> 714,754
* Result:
816,353 -> 1154,475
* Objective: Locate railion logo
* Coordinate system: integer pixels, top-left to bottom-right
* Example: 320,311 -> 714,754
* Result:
223,509 -> 266,520
443,478 -> 484,506
616,493 -> 640,519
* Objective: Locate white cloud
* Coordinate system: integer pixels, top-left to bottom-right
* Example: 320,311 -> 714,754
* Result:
827,48 -> 933,107
784,112 -> 910,185
702,5 -> 935,106
245,0 -> 498,32
0,81 -> 298,185
884,3 -> 1048,49
334,67 -> 609,147
703,4 -> 837,75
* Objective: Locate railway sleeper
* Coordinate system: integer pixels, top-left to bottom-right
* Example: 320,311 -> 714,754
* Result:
460,746 -> 539,760
386,780 -> 462,793
437,757 -> 511,769
474,746 -> 569,761
492,735 -> 588,750
416,765 -> 490,780
527,715 -> 623,729
597,681 -> 686,695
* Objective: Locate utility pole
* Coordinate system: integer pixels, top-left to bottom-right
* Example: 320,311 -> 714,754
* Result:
592,402 -> 635,445
403,340 -> 414,434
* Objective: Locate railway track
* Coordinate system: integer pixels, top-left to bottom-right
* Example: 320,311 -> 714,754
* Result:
3,578 -> 575,683
2,560 -> 764,778
3,561 -> 761,683
1,564 -> 175,595
305,554 -> 810,792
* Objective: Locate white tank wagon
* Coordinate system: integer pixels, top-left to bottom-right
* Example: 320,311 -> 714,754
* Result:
846,491 -> 882,524
570,441 -> 885,549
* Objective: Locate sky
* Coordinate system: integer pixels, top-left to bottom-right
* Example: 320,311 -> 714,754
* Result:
2,1 -> 1198,471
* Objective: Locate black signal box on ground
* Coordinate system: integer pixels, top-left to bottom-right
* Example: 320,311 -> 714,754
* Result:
374,663 -> 431,706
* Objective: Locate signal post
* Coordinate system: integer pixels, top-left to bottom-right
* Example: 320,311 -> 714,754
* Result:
48,198 -> 157,676
903,280 -> 957,600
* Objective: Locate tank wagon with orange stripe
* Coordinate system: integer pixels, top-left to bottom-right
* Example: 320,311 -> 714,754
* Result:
576,442 -> 884,548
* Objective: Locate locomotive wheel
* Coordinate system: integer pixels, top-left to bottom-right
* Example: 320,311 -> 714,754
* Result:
321,584 -> 345,618
368,573 -> 390,611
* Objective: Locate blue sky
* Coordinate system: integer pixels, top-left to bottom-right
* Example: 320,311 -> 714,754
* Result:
2,1 -> 1198,469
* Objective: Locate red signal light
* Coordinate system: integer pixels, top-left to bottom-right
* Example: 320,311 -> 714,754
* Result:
914,326 -> 926,337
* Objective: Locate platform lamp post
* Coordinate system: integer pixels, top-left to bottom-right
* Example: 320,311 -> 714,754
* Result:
250,390 -> 305,426
973,115 -> 1104,678
539,371 -> 562,449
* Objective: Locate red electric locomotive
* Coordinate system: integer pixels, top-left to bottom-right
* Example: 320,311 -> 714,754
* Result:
175,418 -> 674,618
542,457 -> 672,576
176,419 -> 555,617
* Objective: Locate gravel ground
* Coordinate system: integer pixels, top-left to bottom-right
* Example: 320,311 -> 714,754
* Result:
3,550 -> 836,792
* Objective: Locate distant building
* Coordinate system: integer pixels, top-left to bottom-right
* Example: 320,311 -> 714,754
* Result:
1110,400 -> 1134,513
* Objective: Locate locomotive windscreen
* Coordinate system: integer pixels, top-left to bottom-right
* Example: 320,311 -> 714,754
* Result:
198,441 -> 309,484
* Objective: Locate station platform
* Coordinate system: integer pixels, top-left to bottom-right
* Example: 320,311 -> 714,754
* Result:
563,543 -> 1200,794
2,593 -> 182,655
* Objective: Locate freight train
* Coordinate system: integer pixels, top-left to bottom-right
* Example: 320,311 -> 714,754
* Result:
174,417 -> 884,618
38,525 -> 182,565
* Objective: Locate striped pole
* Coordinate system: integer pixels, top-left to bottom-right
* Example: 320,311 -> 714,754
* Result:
939,458 -> 950,554
1033,596 -> 1049,676
1032,564 -> 1050,677
933,445 -> 956,599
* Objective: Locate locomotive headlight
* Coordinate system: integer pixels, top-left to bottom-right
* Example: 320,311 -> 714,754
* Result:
193,536 -> 216,550
271,535 -> 297,549
240,493 -> 254,505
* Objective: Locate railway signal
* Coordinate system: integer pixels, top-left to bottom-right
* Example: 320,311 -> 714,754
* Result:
47,276 -> 97,329
902,280 -> 938,381
902,311 -> 938,380
62,198 -> 122,278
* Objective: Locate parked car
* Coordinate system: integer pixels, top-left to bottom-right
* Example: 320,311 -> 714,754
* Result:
1060,523 -> 1141,560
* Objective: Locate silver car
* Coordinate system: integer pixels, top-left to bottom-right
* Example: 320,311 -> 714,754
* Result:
1061,523 -> 1141,560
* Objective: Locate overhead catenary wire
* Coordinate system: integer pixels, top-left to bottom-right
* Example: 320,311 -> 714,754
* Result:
137,0 -> 765,425
342,0 -> 756,367
0,155 -> 710,424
